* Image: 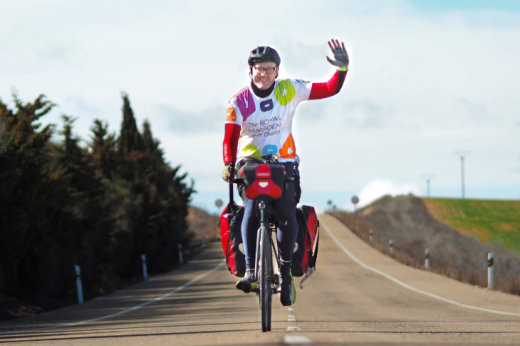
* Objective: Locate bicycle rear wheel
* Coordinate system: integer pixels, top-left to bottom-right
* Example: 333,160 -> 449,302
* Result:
259,225 -> 272,332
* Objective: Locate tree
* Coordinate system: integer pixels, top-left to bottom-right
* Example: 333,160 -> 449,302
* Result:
55,115 -> 115,299
0,93 -> 69,302
118,93 -> 144,155
90,119 -> 117,179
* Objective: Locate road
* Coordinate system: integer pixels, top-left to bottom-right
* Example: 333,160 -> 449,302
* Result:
1,214 -> 520,345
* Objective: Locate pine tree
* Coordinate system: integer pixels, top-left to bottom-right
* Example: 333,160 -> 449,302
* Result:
90,119 -> 117,179
57,115 -> 115,300
118,93 -> 144,155
0,93 -> 70,302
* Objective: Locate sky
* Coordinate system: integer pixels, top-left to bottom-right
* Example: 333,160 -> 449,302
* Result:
2,0 -> 519,213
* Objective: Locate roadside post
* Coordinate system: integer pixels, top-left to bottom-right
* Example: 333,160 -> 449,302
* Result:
202,234 -> 206,247
425,248 -> 430,270
141,254 -> 148,280
389,240 -> 393,256
488,252 -> 494,289
74,265 -> 84,304
351,196 -> 359,215
215,198 -> 223,215
369,229 -> 373,242
178,244 -> 184,264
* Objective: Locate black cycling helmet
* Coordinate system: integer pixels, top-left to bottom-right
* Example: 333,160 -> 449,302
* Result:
248,46 -> 281,66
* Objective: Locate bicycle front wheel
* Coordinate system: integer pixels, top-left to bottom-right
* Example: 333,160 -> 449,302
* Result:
259,225 -> 272,332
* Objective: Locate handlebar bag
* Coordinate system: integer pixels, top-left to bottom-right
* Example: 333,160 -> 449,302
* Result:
218,203 -> 246,277
240,163 -> 285,201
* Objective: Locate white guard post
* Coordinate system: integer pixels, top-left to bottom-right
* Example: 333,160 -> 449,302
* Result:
389,239 -> 393,256
425,248 -> 430,270
369,229 -> 373,242
488,252 -> 494,289
74,264 -> 84,304
141,254 -> 148,280
178,244 -> 184,264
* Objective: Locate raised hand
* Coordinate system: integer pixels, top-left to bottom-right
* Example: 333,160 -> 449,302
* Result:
326,39 -> 349,70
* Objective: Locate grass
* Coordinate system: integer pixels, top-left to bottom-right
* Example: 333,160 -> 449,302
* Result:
423,198 -> 520,253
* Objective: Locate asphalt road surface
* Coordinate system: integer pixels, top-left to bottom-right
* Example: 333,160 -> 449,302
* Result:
1,214 -> 520,345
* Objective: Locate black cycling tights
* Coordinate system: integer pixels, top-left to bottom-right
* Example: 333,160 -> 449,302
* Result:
241,198 -> 298,269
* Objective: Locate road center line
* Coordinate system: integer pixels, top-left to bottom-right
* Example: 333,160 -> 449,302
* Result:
286,326 -> 301,331
284,335 -> 313,344
321,219 -> 520,317
0,261 -> 226,335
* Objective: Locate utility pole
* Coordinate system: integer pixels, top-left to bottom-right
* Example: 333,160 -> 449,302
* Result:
421,175 -> 435,197
454,151 -> 470,199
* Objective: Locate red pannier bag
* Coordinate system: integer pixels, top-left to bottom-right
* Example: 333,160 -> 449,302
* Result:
292,205 -> 320,287
218,203 -> 246,277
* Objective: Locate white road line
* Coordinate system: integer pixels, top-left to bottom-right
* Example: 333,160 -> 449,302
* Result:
284,335 -> 313,344
288,318 -> 297,322
288,307 -> 294,312
0,261 -> 226,335
286,326 -> 301,331
321,220 -> 520,317
288,315 -> 295,318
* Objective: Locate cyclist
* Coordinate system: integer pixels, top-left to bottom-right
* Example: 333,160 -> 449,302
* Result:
222,39 -> 349,306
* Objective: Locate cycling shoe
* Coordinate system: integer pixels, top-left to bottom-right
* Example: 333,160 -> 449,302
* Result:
280,262 -> 296,306
236,269 -> 257,293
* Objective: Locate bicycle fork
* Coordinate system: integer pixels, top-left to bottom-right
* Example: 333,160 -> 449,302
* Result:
254,201 -> 280,293
254,201 -> 267,282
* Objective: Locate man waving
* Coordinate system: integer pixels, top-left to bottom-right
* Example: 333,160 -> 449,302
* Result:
223,39 -> 349,306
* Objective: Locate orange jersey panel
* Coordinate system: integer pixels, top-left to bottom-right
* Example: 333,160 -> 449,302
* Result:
279,134 -> 297,159
225,107 -> 237,122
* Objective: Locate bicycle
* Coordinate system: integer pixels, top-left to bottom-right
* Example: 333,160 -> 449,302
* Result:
228,156 -> 292,332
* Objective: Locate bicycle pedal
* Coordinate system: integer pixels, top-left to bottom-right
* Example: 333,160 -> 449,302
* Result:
273,275 -> 280,285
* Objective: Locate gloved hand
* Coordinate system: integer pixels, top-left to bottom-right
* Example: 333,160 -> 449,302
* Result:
222,163 -> 236,182
326,39 -> 349,71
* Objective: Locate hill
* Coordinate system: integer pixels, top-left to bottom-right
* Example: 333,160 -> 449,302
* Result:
423,198 -> 520,253
186,206 -> 219,242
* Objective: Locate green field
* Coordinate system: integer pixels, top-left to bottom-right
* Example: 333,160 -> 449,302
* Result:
423,198 -> 520,253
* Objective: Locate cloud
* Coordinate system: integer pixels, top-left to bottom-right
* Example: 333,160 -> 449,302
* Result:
455,98 -> 490,120
356,179 -> 421,207
272,40 -> 322,70
155,104 -> 222,134
64,96 -> 100,114
344,100 -> 393,129
38,45 -> 69,62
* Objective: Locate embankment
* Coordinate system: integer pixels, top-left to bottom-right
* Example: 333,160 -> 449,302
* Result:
329,195 -> 520,296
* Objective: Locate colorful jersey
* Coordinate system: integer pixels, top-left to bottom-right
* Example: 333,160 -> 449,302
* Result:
223,69 -> 347,164
225,79 -> 311,162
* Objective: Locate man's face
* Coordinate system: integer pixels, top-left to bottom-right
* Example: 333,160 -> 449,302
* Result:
251,62 -> 278,90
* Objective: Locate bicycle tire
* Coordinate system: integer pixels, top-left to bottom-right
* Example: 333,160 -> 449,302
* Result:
259,225 -> 272,332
